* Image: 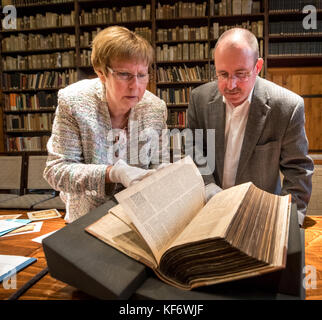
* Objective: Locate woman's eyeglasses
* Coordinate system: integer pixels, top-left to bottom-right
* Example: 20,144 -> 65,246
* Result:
107,67 -> 149,84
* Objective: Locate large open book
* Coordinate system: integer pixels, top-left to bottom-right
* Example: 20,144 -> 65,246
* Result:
86,157 -> 291,290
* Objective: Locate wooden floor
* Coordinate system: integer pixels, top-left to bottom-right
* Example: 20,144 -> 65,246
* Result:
0,210 -> 322,300
303,215 -> 322,300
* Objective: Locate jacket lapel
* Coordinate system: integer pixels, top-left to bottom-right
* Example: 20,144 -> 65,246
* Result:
207,93 -> 225,186
235,78 -> 271,184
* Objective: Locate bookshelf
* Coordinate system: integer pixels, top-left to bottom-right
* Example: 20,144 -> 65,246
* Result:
0,0 -> 77,152
267,2 -> 322,68
0,0 -> 321,153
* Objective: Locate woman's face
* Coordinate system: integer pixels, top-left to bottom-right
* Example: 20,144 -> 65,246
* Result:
100,59 -> 149,115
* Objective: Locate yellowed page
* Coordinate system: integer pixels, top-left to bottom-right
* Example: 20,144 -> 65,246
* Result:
170,183 -> 252,248
109,204 -> 132,227
115,156 -> 205,264
86,213 -> 157,269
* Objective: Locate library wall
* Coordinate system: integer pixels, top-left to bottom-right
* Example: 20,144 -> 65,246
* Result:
0,0 -> 321,154
266,67 -> 322,152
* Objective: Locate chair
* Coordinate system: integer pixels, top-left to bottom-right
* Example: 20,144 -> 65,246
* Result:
32,195 -> 65,210
0,155 -> 55,209
0,155 -> 24,203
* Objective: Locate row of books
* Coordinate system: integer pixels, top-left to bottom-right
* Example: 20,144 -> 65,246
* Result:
6,136 -> 50,152
79,5 -> 151,25
156,2 -> 207,19
156,21 -> 263,43
2,70 -> 77,91
6,113 -> 54,131
4,92 -> 58,111
79,50 -> 91,67
269,21 -> 322,36
156,0 -> 260,18
157,65 -> 212,83
79,27 -> 152,48
2,33 -> 76,52
2,0 -> 73,5
156,43 -> 209,62
157,87 -> 192,105
212,0 -> 261,16
156,26 -> 208,42
212,20 -> 263,39
269,0 -> 322,12
167,110 -> 187,128
268,42 -> 322,56
2,52 -> 76,71
10,12 -> 75,31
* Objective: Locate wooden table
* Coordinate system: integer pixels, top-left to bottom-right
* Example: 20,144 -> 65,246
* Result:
0,210 -> 321,300
0,210 -> 92,300
303,215 -> 322,300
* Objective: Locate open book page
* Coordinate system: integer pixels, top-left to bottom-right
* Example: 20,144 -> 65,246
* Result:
86,212 -> 157,269
169,183 -> 252,248
115,157 -> 205,264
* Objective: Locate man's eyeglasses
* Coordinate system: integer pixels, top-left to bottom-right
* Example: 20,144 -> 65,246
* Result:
215,63 -> 257,83
106,67 -> 149,84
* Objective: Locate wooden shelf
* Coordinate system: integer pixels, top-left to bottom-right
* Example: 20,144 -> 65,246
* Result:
4,108 -> 56,114
157,81 -> 207,85
5,130 -> 51,135
267,56 -> 322,67
2,67 -> 77,73
2,88 -> 62,93
1,47 -> 76,55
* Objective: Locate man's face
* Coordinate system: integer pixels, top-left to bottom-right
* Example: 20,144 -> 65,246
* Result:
214,43 -> 263,107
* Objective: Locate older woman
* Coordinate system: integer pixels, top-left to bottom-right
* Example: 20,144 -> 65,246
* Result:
44,26 -> 169,223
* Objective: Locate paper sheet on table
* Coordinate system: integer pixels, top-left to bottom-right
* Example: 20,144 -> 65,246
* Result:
0,219 -> 31,236
2,221 -> 43,237
32,230 -> 57,243
0,255 -> 37,282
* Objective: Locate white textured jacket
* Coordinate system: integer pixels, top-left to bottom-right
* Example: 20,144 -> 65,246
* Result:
44,78 -> 168,223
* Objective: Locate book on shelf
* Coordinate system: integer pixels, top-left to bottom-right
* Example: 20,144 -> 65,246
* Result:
157,87 -> 192,105
6,136 -> 49,152
212,20 -> 263,40
156,2 -> 207,19
157,42 -> 209,62
167,110 -> 187,127
86,156 -> 291,290
268,0 -> 322,12
79,5 -> 151,25
6,113 -> 53,131
2,70 -> 77,90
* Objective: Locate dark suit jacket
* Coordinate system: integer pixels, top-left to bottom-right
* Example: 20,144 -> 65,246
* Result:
188,76 -> 314,225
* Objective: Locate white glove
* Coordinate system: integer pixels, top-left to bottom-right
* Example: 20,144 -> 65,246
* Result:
205,183 -> 223,202
109,159 -> 155,188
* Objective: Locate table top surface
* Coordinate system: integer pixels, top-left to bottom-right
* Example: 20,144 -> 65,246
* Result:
0,210 -> 321,300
